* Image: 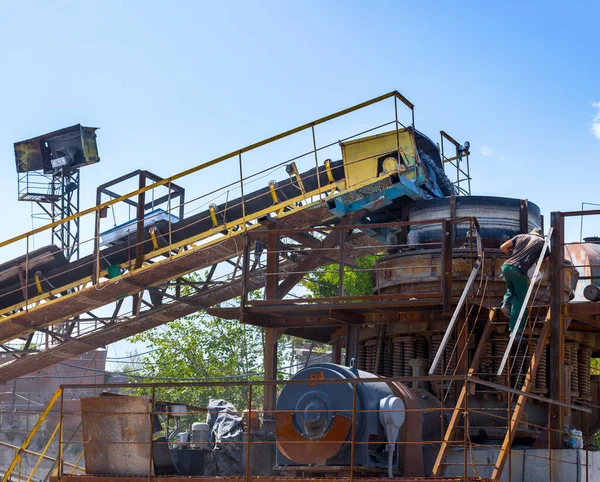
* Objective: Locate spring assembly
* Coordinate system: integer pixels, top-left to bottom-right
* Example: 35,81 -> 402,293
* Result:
416,336 -> 428,359
444,338 -> 457,398
357,341 -> 366,371
480,341 -> 493,379
564,344 -> 573,399
445,338 -> 456,374
534,342 -> 548,393
569,343 -> 580,398
579,345 -> 592,400
493,334 -> 509,385
510,340 -> 527,390
430,334 -> 443,396
403,336 -> 417,377
365,339 -> 377,374
392,337 -> 404,377
383,339 -> 393,377
430,335 -> 443,375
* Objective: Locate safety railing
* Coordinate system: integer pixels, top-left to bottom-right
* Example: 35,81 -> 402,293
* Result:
239,216 -> 482,311
547,208 -> 600,448
2,372 -> 594,482
0,91 -> 421,352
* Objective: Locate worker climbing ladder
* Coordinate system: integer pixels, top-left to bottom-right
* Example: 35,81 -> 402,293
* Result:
431,227 -> 553,479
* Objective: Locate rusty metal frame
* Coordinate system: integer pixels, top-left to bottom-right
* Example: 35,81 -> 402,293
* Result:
3,371 -> 592,482
440,131 -> 471,196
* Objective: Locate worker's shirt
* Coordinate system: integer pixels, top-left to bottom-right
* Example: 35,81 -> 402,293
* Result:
504,234 -> 548,274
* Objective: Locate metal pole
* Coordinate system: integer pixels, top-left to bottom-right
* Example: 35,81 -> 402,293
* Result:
25,235 -> 29,312
240,235 -> 250,317
339,230 -> 345,297
550,214 -> 564,449
463,378 -> 468,479
149,387 -> 155,479
311,124 -> 321,200
239,152 -> 247,226
93,189 -> 102,284
508,354 -> 512,482
441,220 -> 453,313
246,384 -> 253,482
586,410 -> 589,482
466,153 -> 471,194
394,97 -> 402,169
57,388 -> 64,479
168,181 -> 173,257
350,380 -> 357,482
548,407 -> 552,482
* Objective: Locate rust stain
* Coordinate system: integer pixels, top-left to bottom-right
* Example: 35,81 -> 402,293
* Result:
275,411 -> 351,465
80,395 -> 152,476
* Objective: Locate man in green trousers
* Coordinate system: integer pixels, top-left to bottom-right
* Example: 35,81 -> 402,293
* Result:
499,228 -> 549,333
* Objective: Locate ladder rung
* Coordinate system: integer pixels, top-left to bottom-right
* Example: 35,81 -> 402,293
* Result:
442,463 -> 498,466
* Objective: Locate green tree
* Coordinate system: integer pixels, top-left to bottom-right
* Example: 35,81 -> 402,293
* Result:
124,255 -> 375,412
129,312 -> 267,410
301,255 -> 376,298
126,272 -> 293,412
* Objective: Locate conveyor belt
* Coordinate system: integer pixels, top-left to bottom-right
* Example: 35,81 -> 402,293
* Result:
0,160 -> 345,310
0,91 -> 445,381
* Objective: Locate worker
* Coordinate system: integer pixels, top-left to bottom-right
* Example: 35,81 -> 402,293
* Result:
499,228 -> 549,333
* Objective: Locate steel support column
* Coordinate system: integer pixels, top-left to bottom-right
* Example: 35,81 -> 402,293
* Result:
549,211 -> 565,448
263,225 -> 282,429
441,219 -> 453,314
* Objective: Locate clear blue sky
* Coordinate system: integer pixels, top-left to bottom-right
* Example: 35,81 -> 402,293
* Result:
0,1 -> 599,237
0,1 -> 599,358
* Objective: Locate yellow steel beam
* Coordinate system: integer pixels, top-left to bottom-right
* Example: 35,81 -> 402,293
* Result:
0,182 -> 341,337
0,166 -> 387,330
26,421 -> 61,482
2,388 -> 62,482
0,91 -> 411,250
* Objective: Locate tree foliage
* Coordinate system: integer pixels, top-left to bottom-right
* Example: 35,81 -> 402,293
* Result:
129,312 -> 267,410
125,255 -> 375,411
301,255 -> 376,298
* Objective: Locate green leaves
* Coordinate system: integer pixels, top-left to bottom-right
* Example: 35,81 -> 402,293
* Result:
129,312 -> 264,410
301,255 -> 376,299
123,255 -> 375,413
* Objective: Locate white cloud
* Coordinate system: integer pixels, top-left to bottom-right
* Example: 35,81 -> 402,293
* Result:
480,144 -> 504,160
592,102 -> 600,141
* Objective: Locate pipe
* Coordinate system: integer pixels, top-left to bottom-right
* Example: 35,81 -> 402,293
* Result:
387,449 -> 394,478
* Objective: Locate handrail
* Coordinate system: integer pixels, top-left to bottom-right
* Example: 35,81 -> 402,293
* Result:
1,388 -> 63,482
428,218 -> 483,375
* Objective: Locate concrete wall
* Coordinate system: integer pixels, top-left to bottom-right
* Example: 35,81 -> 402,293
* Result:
443,447 -> 600,481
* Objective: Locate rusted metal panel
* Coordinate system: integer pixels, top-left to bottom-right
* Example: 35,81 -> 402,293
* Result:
50,477 -> 498,482
564,242 -> 600,302
80,395 -> 151,476
275,412 -> 351,465
14,125 -> 100,174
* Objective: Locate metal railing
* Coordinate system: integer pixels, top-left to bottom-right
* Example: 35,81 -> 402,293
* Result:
2,373 -> 592,482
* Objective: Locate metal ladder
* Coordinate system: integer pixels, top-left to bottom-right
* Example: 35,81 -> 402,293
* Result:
495,227 -> 553,377
430,228 -> 553,478
431,308 -> 497,476
490,310 -> 551,479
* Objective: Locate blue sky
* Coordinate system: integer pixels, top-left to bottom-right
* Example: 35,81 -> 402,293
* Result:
0,1 -> 599,238
0,1 -> 599,359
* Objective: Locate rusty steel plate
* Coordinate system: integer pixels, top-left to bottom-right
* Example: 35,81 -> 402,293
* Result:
80,395 -> 152,476
51,476 -> 499,482
275,411 -> 351,465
